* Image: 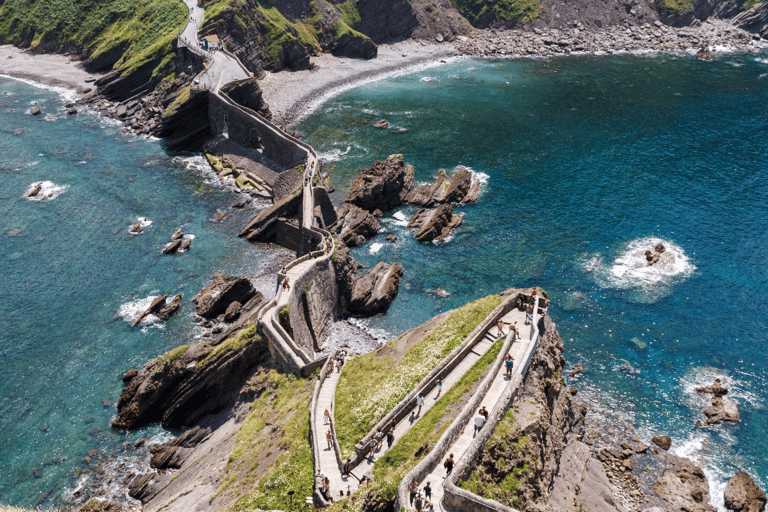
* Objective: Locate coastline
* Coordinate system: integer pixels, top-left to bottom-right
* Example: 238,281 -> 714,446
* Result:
0,45 -> 97,97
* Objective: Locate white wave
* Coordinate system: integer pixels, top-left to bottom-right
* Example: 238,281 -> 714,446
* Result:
756,57 -> 768,65
26,160 -> 39,167
392,210 -> 410,227
369,242 -> 383,255
318,145 -> 351,162
420,76 -> 437,82
127,216 -> 152,235
0,73 -> 80,103
117,296 -> 161,326
610,237 -> 695,284
24,181 -> 68,201
61,474 -> 90,501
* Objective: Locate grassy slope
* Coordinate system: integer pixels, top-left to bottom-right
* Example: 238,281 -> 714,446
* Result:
450,0 -> 541,25
334,294 -> 502,459
0,0 -> 187,76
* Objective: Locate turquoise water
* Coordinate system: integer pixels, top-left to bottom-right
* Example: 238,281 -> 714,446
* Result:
297,52 -> 768,507
0,77 -> 269,507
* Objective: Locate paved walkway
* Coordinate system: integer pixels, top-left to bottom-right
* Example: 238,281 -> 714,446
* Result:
416,307 -> 537,511
349,309 -> 521,481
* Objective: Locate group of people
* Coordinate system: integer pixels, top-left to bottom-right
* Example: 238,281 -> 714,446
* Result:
473,405 -> 489,437
408,480 -> 435,511
368,420 -> 396,460
316,469 -> 332,501
325,350 -> 346,378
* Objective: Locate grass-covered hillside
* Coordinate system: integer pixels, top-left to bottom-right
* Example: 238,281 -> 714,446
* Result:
0,0 -> 186,76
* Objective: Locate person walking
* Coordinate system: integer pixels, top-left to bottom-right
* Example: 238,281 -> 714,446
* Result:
326,428 -> 333,449
479,406 -> 489,420
409,481 -> 418,505
473,411 -> 486,437
368,438 -> 377,459
505,354 -> 515,377
444,453 -> 455,475
423,481 -> 432,501
386,427 -> 394,448
497,319 -> 506,337
525,303 -> 533,324
416,393 -> 424,416
375,430 -> 384,449
414,491 -> 424,512
324,408 -> 331,424
435,378 -> 443,398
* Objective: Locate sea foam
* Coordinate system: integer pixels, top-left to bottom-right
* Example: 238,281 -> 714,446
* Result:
24,181 -> 68,201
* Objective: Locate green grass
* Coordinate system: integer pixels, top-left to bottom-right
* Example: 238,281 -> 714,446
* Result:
196,321 -> 260,370
155,344 -> 190,368
334,294 -> 502,459
163,85 -> 191,118
0,0 -> 187,77
451,0 -> 541,24
656,0 -> 693,12
224,370 -> 314,511
337,0 -> 361,27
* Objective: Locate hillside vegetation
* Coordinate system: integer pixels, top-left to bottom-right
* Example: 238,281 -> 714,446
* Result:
0,0 -> 187,76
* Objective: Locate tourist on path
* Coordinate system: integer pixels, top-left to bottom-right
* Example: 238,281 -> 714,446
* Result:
497,319 -> 506,337
416,393 -> 424,416
342,459 -> 350,477
505,354 -> 515,377
409,481 -> 419,505
324,408 -> 331,424
282,278 -> 289,290
414,491 -> 424,511
474,411 -> 487,437
525,303 -> 533,324
368,438 -> 377,459
375,430 -> 384,449
444,453 -> 455,475
435,378 -> 443,398
479,406 -> 489,420
326,428 -> 333,449
386,427 -> 394,448
423,481 -> 432,501
424,501 -> 435,512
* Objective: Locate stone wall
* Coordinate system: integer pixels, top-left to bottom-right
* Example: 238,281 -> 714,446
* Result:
288,257 -> 338,355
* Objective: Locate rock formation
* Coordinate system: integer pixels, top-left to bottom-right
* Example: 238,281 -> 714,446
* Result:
238,192 -> 302,242
724,472 -> 767,512
30,107 -> 41,115
349,262 -> 404,315
407,204 -> 463,243
192,273 -> 258,320
330,204 -> 381,247
696,378 -> 740,425
344,154 -> 415,213
651,459 -> 716,511
219,78 -> 272,121
149,426 -> 212,471
652,435 -> 672,450
131,294 -> 182,327
408,167 -> 479,206
331,247 -> 361,311
112,321 -> 268,430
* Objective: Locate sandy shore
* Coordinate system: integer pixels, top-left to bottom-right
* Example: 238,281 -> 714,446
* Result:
0,45 -> 97,97
259,40 -> 457,126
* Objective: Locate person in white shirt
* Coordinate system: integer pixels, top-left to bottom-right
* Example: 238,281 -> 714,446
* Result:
473,412 -> 486,437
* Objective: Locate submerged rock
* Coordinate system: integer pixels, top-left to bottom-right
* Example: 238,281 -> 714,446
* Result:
30,107 -> 41,115
696,378 -> 739,425
724,472 -> 766,512
696,48 -> 714,60
652,435 -> 672,451
373,119 -> 389,129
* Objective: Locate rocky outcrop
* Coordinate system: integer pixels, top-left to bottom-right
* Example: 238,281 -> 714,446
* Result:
191,274 -> 257,320
30,107 -> 41,115
238,192 -> 302,242
77,499 -> 131,512
150,426 -> 212,471
652,435 -> 672,450
331,247 -> 361,311
407,204 -> 463,243
344,154 -> 415,213
724,472 -> 767,512
408,167 -> 479,206
732,2 -> 768,38
330,204 -> 381,247
131,294 -> 182,327
112,321 -> 268,430
349,261 -> 403,315
158,87 -> 211,152
652,460 -> 716,512
219,78 -> 272,121
696,378 -> 740,425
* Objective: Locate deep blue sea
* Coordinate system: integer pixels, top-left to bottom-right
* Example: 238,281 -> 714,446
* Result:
0,77 -> 272,507
296,52 -> 768,508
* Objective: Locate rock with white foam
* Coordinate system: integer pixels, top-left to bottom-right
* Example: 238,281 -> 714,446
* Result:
696,378 -> 740,425
724,472 -> 766,512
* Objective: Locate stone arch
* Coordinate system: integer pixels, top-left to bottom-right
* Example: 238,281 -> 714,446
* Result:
248,127 -> 263,149
215,108 -> 228,136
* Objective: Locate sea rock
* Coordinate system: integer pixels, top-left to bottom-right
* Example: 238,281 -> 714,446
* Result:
192,273 -> 257,319
652,462 -> 716,512
30,107 -> 41,115
150,426 -> 212,471
331,247 -> 361,312
223,301 -> 242,323
724,472 -> 767,512
330,204 -> 381,247
171,229 -> 184,241
697,379 -> 739,425
635,242 -> 674,268
373,119 -> 389,129
409,167 -> 476,206
349,261 -> 403,315
131,294 -> 182,326
569,363 -> 583,377
67,107 -> 78,115
652,435 -> 672,451
162,240 -> 182,255
407,204 -> 463,243
113,321 -> 268,431
386,234 -> 398,243
157,294 -> 182,320
180,237 -> 192,252
25,183 -> 43,199
129,222 -> 143,234
696,48 -> 714,60
344,154 -> 415,213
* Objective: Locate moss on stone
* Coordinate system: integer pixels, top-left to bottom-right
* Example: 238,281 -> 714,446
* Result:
196,321 -> 260,370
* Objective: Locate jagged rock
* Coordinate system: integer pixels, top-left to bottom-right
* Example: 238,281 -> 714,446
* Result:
652,435 -> 672,450
78,499 -> 131,512
25,183 -> 42,199
349,261 -> 403,315
569,363 -> 583,377
157,294 -> 182,321
162,240 -> 182,255
330,204 -> 381,247
113,321 -> 268,430
67,107 -> 78,115
332,247 -> 360,311
30,107 -> 41,115
313,187 -> 338,229
653,463 -> 716,512
238,191 -> 302,242
128,472 -> 161,502
408,167 -> 476,206
123,369 -> 138,383
696,48 -> 714,60
724,472 -> 767,512
344,154 -> 414,213
132,295 -> 182,327
192,273 -> 256,319
219,78 -> 272,121
407,204 -> 463,243
180,238 -> 192,252
373,119 -> 389,128
386,234 -> 398,243
129,222 -> 143,234
171,229 -> 184,241
696,378 -> 739,425
150,426 -> 212,470
223,301 -> 242,323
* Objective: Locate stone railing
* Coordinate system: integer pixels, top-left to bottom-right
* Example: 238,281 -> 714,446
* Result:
395,296 -> 541,512
346,293 -> 522,472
